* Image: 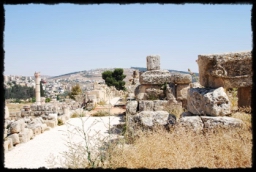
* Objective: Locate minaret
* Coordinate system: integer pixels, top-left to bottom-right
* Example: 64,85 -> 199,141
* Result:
34,72 -> 41,105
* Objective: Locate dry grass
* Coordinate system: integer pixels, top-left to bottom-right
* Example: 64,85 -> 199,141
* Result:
48,86 -> 252,169
226,88 -> 238,111
6,102 -> 33,113
108,126 -> 252,169
91,110 -> 110,117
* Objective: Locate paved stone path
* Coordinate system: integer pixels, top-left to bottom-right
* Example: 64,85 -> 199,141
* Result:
4,116 -> 123,169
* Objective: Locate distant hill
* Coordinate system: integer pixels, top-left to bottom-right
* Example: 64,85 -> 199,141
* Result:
48,71 -> 82,79
130,67 -> 199,75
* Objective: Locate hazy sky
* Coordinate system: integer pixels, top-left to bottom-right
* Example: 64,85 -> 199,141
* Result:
4,4 -> 252,76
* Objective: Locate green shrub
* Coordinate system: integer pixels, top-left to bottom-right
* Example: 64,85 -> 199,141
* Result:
58,119 -> 64,126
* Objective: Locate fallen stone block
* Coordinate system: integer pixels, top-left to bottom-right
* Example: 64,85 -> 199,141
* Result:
187,87 -> 231,116
147,55 -> 160,70
178,116 -> 204,132
19,128 -> 31,143
131,111 -> 176,128
7,133 -> 20,146
139,70 -> 172,85
197,51 -> 252,88
126,101 -> 138,115
41,123 -> 48,133
9,119 -> 25,134
45,120 -> 56,128
48,113 -> 58,126
4,138 -> 13,152
201,116 -> 244,129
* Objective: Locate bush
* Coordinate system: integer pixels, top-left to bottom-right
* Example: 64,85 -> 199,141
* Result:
58,119 -> 64,126
71,112 -> 85,118
91,110 -> 110,117
102,68 -> 126,91
45,98 -> 51,103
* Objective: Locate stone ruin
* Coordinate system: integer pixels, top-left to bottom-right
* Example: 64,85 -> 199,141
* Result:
4,100 -> 82,152
197,51 -> 252,108
126,53 -> 249,134
85,82 -> 127,110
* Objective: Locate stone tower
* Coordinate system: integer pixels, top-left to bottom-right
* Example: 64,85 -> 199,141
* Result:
34,72 -> 41,105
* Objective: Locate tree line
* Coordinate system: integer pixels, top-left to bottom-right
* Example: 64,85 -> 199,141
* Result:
5,83 -> 35,100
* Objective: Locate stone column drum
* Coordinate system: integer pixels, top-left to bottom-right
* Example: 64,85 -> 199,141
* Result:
147,55 -> 160,70
34,72 -> 41,105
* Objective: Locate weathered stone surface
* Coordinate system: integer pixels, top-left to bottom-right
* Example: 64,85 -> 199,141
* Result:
31,105 -> 37,111
163,101 -> 183,115
45,120 -> 56,128
165,83 -> 177,102
31,126 -> 42,136
126,101 -> 138,115
147,55 -> 160,70
4,138 -> 13,152
187,87 -> 231,116
135,84 -> 164,100
139,70 -> 171,85
145,87 -> 165,100
5,105 -> 10,119
197,51 -> 252,88
153,100 -> 168,111
178,116 -> 204,132
170,73 -> 192,84
201,116 -> 244,129
176,84 -> 190,101
9,119 -> 25,134
135,111 -> 176,127
139,101 -> 154,111
41,123 -> 48,132
238,86 -> 251,108
7,133 -> 20,145
48,113 -> 58,126
19,128 -> 31,143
